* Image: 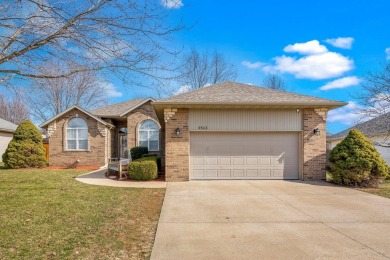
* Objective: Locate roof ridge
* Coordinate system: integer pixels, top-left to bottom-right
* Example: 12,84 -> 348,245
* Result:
156,81 -> 346,104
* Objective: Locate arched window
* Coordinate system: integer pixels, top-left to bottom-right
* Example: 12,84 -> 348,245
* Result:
139,120 -> 159,151
67,118 -> 88,150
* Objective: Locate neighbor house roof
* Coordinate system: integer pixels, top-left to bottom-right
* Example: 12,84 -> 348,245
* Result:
91,98 -> 154,118
0,118 -> 18,133
153,81 -> 347,108
39,106 -> 114,129
328,112 -> 390,141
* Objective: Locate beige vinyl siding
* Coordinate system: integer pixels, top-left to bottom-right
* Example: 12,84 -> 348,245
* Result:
0,132 -> 13,162
189,109 -> 302,131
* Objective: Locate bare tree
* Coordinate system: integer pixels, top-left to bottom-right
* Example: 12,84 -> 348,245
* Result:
354,63 -> 390,147
179,49 -> 237,90
262,74 -> 288,91
0,94 -> 29,124
0,0 -> 184,86
355,63 -> 390,118
26,62 -> 109,122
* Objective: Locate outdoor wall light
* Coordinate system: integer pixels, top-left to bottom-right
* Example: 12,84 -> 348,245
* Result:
313,128 -> 321,136
175,128 -> 181,136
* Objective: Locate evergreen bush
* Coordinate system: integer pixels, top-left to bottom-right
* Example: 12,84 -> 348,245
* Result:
328,129 -> 389,186
130,146 -> 148,160
2,120 -> 47,168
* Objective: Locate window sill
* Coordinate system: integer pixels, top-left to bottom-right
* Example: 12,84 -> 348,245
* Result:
64,149 -> 90,152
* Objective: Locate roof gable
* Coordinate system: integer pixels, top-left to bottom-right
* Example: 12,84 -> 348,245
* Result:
91,98 -> 154,117
39,106 -> 114,129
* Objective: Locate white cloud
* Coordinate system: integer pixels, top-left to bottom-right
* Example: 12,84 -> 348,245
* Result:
174,85 -> 191,95
161,0 -> 183,8
325,37 -> 354,49
101,82 -> 123,98
386,47 -> 390,60
241,61 -> 264,69
261,40 -> 354,80
327,101 -> 361,126
320,76 -> 361,91
284,40 -> 328,55
264,52 -> 354,79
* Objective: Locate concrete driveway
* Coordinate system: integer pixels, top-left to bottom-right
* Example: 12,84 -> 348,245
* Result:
151,180 -> 390,260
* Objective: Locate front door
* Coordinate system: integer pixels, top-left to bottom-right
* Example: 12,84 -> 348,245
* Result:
118,128 -> 128,158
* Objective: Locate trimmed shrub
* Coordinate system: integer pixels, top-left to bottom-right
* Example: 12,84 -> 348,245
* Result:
130,146 -> 148,160
3,120 -> 47,169
128,160 -> 158,180
141,154 -> 156,158
140,155 -> 162,172
328,129 -> 389,186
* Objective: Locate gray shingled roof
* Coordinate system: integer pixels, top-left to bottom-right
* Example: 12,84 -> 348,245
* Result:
91,98 -> 152,117
328,112 -> 390,141
0,118 -> 18,133
153,81 -> 346,107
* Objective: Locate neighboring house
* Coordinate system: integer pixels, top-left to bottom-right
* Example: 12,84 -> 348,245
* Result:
40,81 -> 346,181
327,112 -> 390,164
0,118 -> 18,162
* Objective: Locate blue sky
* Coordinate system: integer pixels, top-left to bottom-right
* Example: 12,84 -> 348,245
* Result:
110,0 -> 390,134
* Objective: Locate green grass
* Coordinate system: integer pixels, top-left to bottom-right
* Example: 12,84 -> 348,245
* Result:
358,179 -> 390,199
0,168 -> 165,259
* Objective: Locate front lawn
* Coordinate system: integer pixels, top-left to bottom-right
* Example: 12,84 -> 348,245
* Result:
358,179 -> 390,199
0,168 -> 165,259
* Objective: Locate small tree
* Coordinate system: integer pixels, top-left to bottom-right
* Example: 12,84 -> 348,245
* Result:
3,120 -> 47,169
328,129 -> 389,186
262,74 -> 288,91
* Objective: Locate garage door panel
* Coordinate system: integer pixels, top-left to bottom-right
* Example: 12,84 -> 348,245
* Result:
206,157 -> 218,165
246,169 -> 258,177
219,157 -> 231,166
205,169 -> 218,178
246,157 -> 258,165
259,157 -> 271,165
219,169 -> 231,178
232,157 -> 245,165
272,169 -> 284,178
259,169 -> 271,178
232,169 -> 245,177
192,157 -> 205,166
190,132 -> 299,180
192,169 -> 205,178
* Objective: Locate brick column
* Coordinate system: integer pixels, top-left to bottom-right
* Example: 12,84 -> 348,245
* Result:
303,108 -> 328,180
164,108 -> 189,181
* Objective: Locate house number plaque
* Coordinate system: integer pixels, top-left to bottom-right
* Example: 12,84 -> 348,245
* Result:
198,126 -> 208,130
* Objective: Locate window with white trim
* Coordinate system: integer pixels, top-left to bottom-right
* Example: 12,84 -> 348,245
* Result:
139,120 -> 159,151
66,118 -> 88,150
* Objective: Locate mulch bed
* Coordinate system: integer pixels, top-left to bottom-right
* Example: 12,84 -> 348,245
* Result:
45,165 -> 100,170
106,173 -> 166,182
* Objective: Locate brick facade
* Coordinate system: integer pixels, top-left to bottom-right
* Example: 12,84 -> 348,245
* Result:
125,101 -> 164,159
48,108 -> 109,167
302,108 -> 328,180
164,108 -> 189,181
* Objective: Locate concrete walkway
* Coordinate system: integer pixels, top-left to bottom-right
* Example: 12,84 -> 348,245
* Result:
75,169 -> 167,188
151,180 -> 390,259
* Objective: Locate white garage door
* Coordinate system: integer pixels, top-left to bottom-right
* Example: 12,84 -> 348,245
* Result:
190,132 -> 300,180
